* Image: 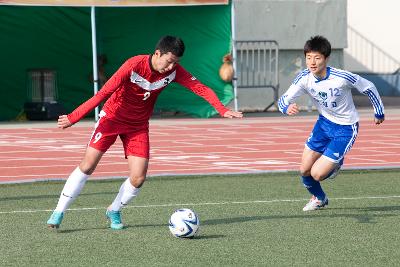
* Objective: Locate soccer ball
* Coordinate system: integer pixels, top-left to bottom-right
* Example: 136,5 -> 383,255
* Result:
168,208 -> 200,238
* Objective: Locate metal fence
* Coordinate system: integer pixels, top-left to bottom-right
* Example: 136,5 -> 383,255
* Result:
26,69 -> 58,103
233,40 -> 279,111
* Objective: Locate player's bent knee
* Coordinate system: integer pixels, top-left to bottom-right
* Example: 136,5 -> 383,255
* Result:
79,162 -> 96,175
300,167 -> 311,177
130,176 -> 146,188
310,170 -> 325,181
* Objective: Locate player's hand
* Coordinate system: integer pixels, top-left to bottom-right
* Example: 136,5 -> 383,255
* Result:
223,110 -> 243,118
287,103 -> 299,115
374,116 -> 385,125
57,115 -> 73,129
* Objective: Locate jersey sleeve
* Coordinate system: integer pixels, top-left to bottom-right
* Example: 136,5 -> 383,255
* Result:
67,58 -> 133,124
278,76 -> 307,114
174,65 -> 229,117
353,74 -> 385,119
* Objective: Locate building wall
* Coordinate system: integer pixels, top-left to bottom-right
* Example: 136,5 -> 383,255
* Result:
344,0 -> 400,73
347,0 -> 400,63
231,0 -> 347,110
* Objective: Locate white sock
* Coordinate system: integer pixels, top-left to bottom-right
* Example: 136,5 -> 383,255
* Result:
110,178 -> 141,211
55,167 -> 89,212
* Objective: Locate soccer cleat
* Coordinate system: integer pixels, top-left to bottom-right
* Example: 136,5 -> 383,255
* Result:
106,210 -> 124,230
47,211 -> 64,229
302,195 -> 329,211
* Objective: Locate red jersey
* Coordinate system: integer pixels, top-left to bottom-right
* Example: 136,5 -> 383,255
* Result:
67,55 -> 229,126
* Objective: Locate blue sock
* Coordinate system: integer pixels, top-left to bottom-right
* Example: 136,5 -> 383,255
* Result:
301,175 -> 326,200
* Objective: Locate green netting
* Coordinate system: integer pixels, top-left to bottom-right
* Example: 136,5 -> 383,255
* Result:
0,4 -> 232,121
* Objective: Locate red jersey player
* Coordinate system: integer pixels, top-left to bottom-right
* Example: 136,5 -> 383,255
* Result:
47,35 -> 243,230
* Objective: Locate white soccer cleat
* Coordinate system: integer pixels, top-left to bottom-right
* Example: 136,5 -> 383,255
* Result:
302,195 -> 329,211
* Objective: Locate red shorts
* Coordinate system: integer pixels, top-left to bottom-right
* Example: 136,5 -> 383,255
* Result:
88,112 -> 149,159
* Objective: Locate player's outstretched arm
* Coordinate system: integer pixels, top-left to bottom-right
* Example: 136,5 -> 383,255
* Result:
223,110 -> 243,118
286,103 -> 299,116
57,115 -> 73,129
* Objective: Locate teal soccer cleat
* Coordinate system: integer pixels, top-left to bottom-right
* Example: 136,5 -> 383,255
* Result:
47,211 -> 64,229
106,210 -> 124,230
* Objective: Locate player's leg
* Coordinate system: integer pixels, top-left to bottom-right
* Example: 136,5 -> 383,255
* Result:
312,121 -> 359,181
47,147 -> 104,228
299,147 -> 322,177
301,156 -> 339,212
122,155 -> 148,205
303,121 -> 359,211
106,156 -> 149,229
310,156 -> 338,181
325,157 -> 344,180
300,147 -> 329,211
106,130 -> 149,230
47,113 -> 118,229
300,117 -> 330,211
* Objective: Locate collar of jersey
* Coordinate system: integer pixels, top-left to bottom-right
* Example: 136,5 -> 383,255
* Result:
148,54 -> 156,72
313,66 -> 331,83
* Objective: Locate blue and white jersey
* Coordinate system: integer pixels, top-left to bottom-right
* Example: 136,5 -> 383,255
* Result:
278,67 -> 385,125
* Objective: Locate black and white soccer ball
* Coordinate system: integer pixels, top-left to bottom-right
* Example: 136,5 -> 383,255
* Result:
168,208 -> 200,238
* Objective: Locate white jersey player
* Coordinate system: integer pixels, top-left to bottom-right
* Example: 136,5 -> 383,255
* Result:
278,36 -> 385,211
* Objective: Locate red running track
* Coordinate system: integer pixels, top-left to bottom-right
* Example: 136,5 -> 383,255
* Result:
0,109 -> 399,184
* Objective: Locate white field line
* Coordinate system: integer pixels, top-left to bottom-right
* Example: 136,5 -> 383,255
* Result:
1,195 -> 400,215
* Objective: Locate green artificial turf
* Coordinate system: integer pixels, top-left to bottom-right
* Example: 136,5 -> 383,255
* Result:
0,170 -> 399,266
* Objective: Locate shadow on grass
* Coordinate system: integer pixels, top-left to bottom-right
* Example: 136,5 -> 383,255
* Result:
49,226 -> 109,233
0,191 -> 117,202
53,226 -> 138,234
50,225 -> 225,240
43,205 -> 400,233
331,205 -> 400,212
192,234 -> 225,240
124,207 -> 400,229
202,211 -> 399,225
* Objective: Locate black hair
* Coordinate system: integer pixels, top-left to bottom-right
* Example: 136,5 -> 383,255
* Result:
304,35 -> 331,58
155,36 -> 185,57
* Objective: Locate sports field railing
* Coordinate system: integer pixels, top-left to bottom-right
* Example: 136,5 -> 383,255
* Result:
233,40 -> 279,111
